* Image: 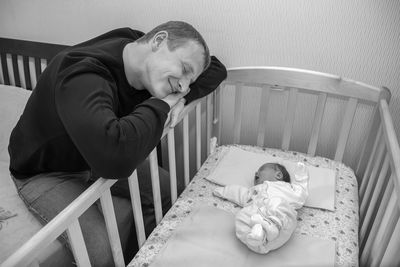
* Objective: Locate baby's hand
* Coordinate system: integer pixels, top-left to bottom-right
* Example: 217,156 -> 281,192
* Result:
213,187 -> 224,198
294,162 -> 309,181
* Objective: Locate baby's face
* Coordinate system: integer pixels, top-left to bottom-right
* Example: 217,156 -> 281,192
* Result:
254,163 -> 283,185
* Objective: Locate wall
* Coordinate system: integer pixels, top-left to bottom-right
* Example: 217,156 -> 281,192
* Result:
1,0 -> 399,140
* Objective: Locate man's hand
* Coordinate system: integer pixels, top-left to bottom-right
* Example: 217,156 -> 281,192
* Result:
161,91 -> 187,108
162,90 -> 189,128
168,98 -> 186,128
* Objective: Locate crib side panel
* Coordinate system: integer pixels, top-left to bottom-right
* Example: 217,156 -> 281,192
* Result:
215,67 -> 400,266
1,37 -> 210,266
359,99 -> 400,266
0,38 -> 68,90
345,99 -> 399,266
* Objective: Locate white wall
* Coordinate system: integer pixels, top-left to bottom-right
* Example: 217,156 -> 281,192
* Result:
1,0 -> 399,139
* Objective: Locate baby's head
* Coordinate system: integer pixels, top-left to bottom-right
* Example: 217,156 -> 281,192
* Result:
254,163 -> 290,185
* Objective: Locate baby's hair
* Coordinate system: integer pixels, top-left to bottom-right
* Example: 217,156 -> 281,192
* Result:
275,163 -> 291,183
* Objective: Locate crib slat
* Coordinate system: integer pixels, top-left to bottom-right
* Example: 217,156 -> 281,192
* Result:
42,59 -> 48,71
0,57 -> 3,84
149,149 -> 163,224
206,94 -> 213,155
380,219 -> 400,267
367,191 -> 399,267
196,103 -> 201,170
334,97 -> 358,161
356,105 -> 380,179
11,54 -> 21,87
307,93 -> 327,156
34,57 -> 42,79
183,115 -> 190,186
22,55 -> 32,90
128,170 -> 146,247
28,57 -> 37,89
361,178 -> 393,262
1,53 -> 10,85
360,155 -> 389,237
100,188 -> 125,267
232,83 -> 243,144
167,130 -> 178,204
16,55 -> 27,89
216,86 -> 222,143
360,140 -> 385,222
256,86 -> 271,147
281,88 -> 298,150
66,219 -> 91,267
379,99 -> 400,206
359,126 -> 383,199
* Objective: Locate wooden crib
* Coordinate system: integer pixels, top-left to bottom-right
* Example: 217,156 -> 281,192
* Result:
1,37 -> 399,267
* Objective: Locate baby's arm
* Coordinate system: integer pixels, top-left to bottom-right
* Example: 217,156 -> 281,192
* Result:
213,185 -> 253,207
289,162 -> 310,209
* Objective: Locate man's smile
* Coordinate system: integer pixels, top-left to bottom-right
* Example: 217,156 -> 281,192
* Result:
168,78 -> 176,94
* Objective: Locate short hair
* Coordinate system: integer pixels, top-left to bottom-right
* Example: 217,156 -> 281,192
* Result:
275,163 -> 291,183
137,21 -> 211,71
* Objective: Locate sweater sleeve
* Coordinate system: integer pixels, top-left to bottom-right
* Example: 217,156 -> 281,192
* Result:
183,56 -> 227,104
55,73 -> 170,179
213,185 -> 253,207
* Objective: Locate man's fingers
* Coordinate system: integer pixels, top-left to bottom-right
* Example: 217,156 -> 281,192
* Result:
164,112 -> 171,128
168,99 -> 186,128
170,111 -> 178,127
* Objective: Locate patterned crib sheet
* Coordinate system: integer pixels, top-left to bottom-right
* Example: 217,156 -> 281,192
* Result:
128,145 -> 359,267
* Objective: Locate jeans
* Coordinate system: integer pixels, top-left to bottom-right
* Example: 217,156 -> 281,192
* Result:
12,160 -> 181,267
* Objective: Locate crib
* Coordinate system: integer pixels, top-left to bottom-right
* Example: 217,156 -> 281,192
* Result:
0,37 -> 399,267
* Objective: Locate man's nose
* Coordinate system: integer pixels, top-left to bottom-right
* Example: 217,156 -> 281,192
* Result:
177,78 -> 190,93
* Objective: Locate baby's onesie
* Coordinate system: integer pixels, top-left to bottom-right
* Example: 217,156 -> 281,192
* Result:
213,162 -> 309,254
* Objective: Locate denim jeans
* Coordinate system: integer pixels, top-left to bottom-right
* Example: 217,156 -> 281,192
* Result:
12,160 -> 181,267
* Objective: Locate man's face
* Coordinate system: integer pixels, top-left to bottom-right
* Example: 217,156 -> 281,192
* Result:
144,38 -> 205,99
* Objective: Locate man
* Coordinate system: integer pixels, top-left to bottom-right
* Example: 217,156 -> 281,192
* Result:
9,21 -> 227,266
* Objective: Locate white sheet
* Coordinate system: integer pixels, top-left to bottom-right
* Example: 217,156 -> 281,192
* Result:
149,205 -> 336,267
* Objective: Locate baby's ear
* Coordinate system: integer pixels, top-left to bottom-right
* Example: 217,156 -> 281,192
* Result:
275,171 -> 283,180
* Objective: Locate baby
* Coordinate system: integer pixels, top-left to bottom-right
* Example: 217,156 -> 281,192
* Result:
213,162 -> 309,254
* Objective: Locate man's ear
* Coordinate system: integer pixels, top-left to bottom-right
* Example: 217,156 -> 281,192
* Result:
151,31 -> 168,51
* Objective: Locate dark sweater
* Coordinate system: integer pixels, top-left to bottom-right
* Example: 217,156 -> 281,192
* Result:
8,28 -> 227,179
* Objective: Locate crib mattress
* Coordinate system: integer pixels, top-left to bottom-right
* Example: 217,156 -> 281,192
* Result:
128,145 -> 359,267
